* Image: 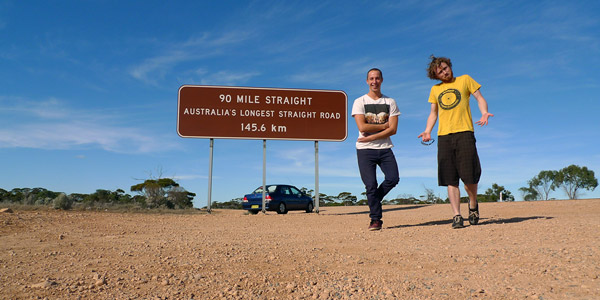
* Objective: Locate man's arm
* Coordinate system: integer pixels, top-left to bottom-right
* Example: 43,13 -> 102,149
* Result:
418,103 -> 438,141
472,90 -> 494,126
354,114 -> 389,133
357,115 -> 398,143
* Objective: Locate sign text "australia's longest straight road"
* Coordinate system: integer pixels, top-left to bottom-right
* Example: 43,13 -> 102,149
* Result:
177,85 -> 347,141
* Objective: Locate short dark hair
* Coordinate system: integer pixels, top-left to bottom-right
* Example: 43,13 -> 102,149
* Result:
367,68 -> 383,80
427,55 -> 452,80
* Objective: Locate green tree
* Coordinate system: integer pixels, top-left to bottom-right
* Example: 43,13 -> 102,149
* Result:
24,187 -> 60,205
336,192 -> 357,206
32,187 -> 60,201
130,178 -> 194,208
555,165 -> 598,199
1,188 -> 25,204
0,188 -> 8,201
131,178 -> 178,207
214,198 -> 242,209
69,193 -> 87,203
529,170 -> 558,200
318,193 -> 336,206
114,189 -> 134,204
167,186 -> 195,208
10,187 -> 59,205
356,192 -> 368,206
132,195 -> 148,207
83,189 -> 118,205
422,186 -> 443,204
95,189 -> 114,203
300,187 -> 314,198
484,183 -> 514,202
519,186 -> 539,201
389,193 -> 418,205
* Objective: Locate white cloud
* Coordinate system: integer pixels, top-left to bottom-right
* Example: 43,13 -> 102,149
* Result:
0,121 -> 179,153
129,31 -> 255,86
199,71 -> 261,86
128,48 -> 203,86
173,174 -> 207,181
0,97 -> 181,154
0,96 -> 69,118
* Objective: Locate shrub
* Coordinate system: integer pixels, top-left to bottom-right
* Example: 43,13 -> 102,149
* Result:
53,193 -> 73,210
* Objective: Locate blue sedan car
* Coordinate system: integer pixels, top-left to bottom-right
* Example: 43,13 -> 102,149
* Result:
242,184 -> 314,214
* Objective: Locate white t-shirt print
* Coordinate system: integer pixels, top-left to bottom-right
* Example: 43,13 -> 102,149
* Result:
351,94 -> 401,150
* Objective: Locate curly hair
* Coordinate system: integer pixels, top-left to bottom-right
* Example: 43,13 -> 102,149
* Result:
427,55 -> 452,80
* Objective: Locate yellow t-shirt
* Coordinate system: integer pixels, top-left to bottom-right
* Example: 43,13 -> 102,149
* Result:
428,75 -> 481,136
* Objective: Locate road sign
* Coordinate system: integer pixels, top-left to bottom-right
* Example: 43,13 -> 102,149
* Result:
177,85 -> 347,141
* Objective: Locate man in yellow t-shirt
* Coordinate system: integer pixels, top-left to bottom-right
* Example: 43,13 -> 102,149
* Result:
418,56 -> 494,229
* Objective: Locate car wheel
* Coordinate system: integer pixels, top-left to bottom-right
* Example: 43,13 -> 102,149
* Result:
276,202 -> 288,214
306,202 -> 314,213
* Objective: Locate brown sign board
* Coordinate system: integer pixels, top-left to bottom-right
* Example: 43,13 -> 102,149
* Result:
177,85 -> 347,141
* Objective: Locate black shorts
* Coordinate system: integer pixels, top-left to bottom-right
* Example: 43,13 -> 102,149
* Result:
437,131 -> 481,186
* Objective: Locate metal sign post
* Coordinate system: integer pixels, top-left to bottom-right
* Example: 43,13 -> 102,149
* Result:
262,140 -> 267,214
207,138 -> 214,213
314,141 -> 319,213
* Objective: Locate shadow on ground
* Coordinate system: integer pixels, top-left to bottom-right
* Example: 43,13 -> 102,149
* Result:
387,216 -> 554,229
321,205 -> 428,216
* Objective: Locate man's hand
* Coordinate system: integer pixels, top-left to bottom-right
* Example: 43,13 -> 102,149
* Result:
475,112 -> 494,126
418,131 -> 432,142
357,133 -> 376,143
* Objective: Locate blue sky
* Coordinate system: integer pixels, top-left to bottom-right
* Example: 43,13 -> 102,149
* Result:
1,1 -> 599,207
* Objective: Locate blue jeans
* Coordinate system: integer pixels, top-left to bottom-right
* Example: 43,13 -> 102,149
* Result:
357,148 -> 399,221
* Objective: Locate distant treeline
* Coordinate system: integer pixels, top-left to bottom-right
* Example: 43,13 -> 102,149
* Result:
0,178 -> 195,210
3,165 -> 596,211
211,188 -> 506,210
211,165 -> 598,209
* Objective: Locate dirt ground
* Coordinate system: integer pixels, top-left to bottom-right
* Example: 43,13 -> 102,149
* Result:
1,199 -> 599,300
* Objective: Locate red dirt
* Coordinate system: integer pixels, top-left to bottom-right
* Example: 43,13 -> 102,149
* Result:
1,199 -> 599,299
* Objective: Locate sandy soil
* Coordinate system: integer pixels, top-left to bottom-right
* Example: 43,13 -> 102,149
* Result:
1,199 -> 599,300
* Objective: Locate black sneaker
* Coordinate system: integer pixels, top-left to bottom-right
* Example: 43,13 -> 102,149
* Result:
452,215 -> 464,229
368,220 -> 382,231
468,204 -> 479,225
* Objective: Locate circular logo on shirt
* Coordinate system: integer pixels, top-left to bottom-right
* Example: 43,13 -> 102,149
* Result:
438,89 -> 461,110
